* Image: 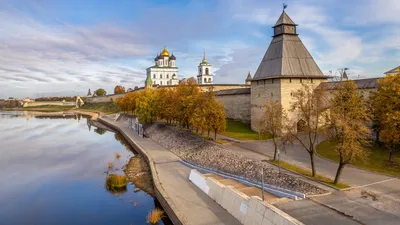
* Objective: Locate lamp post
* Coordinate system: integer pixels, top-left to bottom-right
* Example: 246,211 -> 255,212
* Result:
278,148 -> 281,174
261,168 -> 264,201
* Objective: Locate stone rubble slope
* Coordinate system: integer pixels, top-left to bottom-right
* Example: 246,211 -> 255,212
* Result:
145,123 -> 327,195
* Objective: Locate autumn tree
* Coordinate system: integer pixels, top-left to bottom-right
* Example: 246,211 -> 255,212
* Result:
284,84 -> 326,177
327,80 -> 370,184
135,89 -> 157,123
190,92 -> 209,134
208,98 -> 226,140
114,85 -> 126,94
175,78 -> 201,130
94,88 -> 107,96
372,73 -> 400,162
262,98 -> 286,161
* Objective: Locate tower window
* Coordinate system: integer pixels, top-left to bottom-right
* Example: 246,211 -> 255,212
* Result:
160,81 -> 163,85
205,68 -> 209,75
153,74 -> 156,79
167,74 -> 169,79
160,74 -> 163,79
204,78 -> 207,83
208,78 -> 211,83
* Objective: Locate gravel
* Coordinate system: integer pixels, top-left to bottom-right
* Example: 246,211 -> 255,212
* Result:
145,123 -> 328,195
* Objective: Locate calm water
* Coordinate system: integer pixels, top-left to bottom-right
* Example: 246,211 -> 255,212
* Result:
0,111 -> 168,225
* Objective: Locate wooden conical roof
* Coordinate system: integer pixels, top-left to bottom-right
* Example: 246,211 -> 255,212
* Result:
253,11 -> 326,80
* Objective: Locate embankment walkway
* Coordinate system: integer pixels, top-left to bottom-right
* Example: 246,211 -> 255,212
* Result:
99,115 -> 241,225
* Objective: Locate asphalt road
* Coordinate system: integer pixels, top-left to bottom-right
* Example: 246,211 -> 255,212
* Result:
227,136 -> 400,200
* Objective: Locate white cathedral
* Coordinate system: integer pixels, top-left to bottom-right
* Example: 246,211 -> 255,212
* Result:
146,46 -> 214,87
146,46 -> 179,86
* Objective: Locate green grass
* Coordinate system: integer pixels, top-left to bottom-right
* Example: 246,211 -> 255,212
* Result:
223,120 -> 271,140
317,139 -> 400,178
271,160 -> 350,189
79,102 -> 121,114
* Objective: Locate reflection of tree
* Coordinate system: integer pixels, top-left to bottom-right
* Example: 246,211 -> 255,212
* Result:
154,199 -> 173,225
86,118 -> 92,131
105,174 -> 127,195
94,127 -> 106,135
34,115 -> 76,119
114,133 -> 132,151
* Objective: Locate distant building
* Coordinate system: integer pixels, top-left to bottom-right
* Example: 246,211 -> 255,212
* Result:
87,89 -> 92,97
384,66 -> 400,75
197,50 -> 214,84
245,71 -> 252,85
146,46 -> 179,86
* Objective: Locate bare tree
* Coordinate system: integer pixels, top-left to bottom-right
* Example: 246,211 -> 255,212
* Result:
284,84 -> 326,177
262,98 -> 287,161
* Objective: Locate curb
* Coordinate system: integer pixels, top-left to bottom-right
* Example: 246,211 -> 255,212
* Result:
262,159 -> 340,192
314,150 -> 398,179
98,117 -> 187,225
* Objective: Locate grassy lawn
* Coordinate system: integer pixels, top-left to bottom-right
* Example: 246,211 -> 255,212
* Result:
270,160 -> 350,189
317,139 -> 400,178
79,102 -> 121,114
223,120 -> 271,140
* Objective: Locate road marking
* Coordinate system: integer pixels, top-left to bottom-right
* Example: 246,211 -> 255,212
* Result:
353,178 -> 397,189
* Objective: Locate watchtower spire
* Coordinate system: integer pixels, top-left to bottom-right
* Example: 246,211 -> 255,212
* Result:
203,49 -> 206,61
283,3 -> 288,11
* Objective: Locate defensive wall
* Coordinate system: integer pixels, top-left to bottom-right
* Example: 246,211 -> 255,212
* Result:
214,88 -> 251,124
23,101 -> 76,107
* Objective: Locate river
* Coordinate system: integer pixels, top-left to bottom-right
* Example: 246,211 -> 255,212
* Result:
0,110 -> 170,225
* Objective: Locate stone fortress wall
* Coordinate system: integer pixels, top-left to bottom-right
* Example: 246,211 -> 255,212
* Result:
214,88 -> 251,124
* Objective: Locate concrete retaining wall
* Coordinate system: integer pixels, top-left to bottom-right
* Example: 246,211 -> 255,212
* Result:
189,170 -> 304,225
98,118 -> 185,225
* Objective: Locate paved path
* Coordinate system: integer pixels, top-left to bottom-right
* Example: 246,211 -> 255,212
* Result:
219,134 -> 400,225
222,135 -> 400,200
100,116 -> 241,225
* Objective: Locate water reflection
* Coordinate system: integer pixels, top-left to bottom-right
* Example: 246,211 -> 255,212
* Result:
105,174 -> 128,195
0,110 -> 169,225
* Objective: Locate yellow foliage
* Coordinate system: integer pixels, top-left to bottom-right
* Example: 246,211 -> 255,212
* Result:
146,208 -> 164,224
115,153 -> 121,159
372,73 -> 400,161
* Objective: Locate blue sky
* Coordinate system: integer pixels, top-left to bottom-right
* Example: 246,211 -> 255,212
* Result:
0,0 -> 399,98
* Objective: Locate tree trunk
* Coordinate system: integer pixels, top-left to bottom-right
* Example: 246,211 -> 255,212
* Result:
309,151 -> 316,177
208,129 -> 210,138
214,129 -> 217,140
376,130 -> 381,146
273,136 -> 278,161
334,162 -> 345,184
388,148 -> 394,162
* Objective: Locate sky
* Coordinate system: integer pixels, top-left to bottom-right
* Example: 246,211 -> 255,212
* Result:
0,0 -> 399,99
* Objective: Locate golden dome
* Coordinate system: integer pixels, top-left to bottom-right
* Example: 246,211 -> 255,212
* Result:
160,46 -> 170,57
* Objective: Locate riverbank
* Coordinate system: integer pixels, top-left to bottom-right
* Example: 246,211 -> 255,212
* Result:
0,107 -> 74,112
99,115 -> 241,225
